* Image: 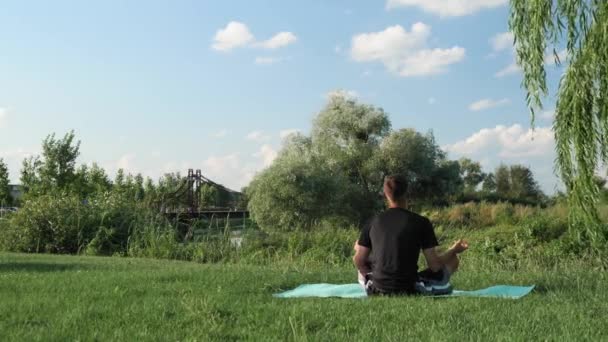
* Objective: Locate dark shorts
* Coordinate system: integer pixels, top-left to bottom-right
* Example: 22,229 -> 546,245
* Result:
362,268 -> 453,296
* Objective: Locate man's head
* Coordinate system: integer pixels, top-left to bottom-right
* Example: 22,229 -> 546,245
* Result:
383,174 -> 408,207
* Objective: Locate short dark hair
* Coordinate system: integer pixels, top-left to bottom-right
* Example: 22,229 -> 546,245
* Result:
384,175 -> 408,201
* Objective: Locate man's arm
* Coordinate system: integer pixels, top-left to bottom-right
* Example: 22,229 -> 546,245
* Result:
353,244 -> 372,275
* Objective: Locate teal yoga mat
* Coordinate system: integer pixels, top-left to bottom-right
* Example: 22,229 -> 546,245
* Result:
274,284 -> 535,299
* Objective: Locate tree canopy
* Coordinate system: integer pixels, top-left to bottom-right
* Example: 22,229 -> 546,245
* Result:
510,0 -> 608,248
459,158 -> 485,193
21,131 -> 80,196
248,95 -> 501,231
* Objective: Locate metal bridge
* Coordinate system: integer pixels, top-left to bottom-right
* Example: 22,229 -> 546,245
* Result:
160,169 -> 248,220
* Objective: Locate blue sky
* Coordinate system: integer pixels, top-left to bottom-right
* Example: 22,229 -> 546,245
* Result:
0,0 -> 564,192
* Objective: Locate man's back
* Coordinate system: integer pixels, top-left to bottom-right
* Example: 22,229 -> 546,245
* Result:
358,208 -> 438,292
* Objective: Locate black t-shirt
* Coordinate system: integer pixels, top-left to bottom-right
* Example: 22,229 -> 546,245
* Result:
358,208 -> 438,292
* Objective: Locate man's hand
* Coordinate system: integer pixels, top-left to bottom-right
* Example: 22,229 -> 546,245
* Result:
450,239 -> 469,254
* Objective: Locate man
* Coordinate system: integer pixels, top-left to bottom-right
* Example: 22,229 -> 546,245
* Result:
353,175 -> 469,296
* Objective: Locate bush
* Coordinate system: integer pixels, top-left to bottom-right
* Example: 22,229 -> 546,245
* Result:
0,193 -> 92,253
490,202 -> 515,224
0,191 -> 163,255
126,221 -> 187,260
424,202 -> 551,229
247,152 -> 360,231
522,214 -> 568,243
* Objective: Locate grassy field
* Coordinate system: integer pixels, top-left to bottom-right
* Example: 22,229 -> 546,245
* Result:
1,253 -> 607,341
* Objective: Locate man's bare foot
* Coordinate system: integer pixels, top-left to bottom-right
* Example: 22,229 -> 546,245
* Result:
451,239 -> 469,254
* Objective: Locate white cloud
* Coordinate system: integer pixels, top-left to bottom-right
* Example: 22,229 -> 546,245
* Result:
253,144 -> 278,167
202,148 -> 280,190
0,147 -> 34,160
212,21 -> 255,51
350,23 -> 465,77
326,89 -> 359,100
351,23 -> 430,61
280,129 -> 301,139
0,147 -> 37,183
201,154 -> 255,190
386,0 -> 508,17
495,62 -> 521,78
489,31 -> 520,78
203,154 -> 240,174
98,154 -> 141,180
540,109 -> 555,120
183,148 -> 279,190
0,108 -> 8,128
443,123 -> 560,193
400,47 -> 466,76
213,129 -> 228,138
256,32 -> 297,49
428,97 -> 437,105
469,98 -> 510,111
99,146 -> 280,192
444,124 -> 554,158
157,161 -> 197,180
254,56 -> 283,65
212,21 -> 297,52
490,32 -> 514,52
495,49 -> 568,78
191,146 -> 281,191
246,131 -> 271,142
112,154 -> 138,174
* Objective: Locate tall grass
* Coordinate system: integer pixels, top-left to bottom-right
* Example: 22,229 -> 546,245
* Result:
423,201 -> 569,230
2,197 -> 606,270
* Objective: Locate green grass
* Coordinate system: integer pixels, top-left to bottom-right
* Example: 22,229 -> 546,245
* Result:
1,253 -> 607,341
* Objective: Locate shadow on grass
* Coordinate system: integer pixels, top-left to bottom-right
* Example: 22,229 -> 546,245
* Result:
0,262 -> 89,273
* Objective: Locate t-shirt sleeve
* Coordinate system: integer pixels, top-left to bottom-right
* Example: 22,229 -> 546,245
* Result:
358,219 -> 372,248
420,218 -> 439,250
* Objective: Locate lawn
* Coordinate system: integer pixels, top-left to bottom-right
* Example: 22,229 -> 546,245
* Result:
1,252 -> 607,341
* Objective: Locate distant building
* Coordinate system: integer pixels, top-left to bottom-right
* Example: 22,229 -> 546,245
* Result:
9,184 -> 22,203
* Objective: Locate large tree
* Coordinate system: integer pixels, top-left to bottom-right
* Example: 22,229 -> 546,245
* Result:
376,129 -> 461,202
492,164 -> 544,203
510,1 -> 608,247
71,163 -> 112,198
20,131 -> 81,195
39,131 -> 80,189
312,94 -> 391,197
459,158 -> 485,192
482,173 -> 497,193
508,165 -> 543,203
495,164 -> 511,198
248,94 -> 464,230
247,134 -> 357,230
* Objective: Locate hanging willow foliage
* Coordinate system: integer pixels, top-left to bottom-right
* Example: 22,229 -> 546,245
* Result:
510,0 -> 608,250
